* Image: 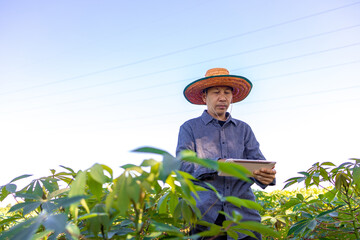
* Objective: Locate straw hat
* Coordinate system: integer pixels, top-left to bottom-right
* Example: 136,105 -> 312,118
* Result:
183,68 -> 252,105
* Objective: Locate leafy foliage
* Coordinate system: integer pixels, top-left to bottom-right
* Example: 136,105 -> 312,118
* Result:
0,147 -> 279,239
257,158 -> 360,240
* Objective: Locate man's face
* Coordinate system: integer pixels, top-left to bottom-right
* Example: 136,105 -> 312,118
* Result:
202,86 -> 233,119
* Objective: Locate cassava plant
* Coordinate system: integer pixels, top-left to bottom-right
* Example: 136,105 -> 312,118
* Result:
282,158 -> 360,239
0,147 -> 279,240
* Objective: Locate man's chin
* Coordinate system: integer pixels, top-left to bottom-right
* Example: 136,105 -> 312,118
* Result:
215,111 -> 227,116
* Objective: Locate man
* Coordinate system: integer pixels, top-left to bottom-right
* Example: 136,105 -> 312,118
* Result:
176,68 -> 276,240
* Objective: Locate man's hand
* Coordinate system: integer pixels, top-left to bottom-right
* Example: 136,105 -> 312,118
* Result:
253,168 -> 276,185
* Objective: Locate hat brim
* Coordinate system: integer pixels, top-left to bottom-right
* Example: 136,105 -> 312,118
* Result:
183,75 -> 252,105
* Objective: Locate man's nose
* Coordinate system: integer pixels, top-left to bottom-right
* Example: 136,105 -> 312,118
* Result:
219,93 -> 227,101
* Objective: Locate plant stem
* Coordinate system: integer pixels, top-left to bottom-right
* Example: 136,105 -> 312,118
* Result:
345,193 -> 360,239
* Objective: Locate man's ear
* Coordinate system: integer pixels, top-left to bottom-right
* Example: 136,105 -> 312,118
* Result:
202,93 -> 207,104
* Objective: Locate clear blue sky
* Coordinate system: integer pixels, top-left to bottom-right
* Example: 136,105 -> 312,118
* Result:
1,0 -> 359,201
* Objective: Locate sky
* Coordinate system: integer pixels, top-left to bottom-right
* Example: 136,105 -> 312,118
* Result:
1,0 -> 360,205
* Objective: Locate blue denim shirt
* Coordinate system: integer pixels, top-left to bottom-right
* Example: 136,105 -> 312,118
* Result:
176,110 -> 274,240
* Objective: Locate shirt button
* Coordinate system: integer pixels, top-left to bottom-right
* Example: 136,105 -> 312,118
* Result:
222,142 -> 225,144
226,186 -> 229,189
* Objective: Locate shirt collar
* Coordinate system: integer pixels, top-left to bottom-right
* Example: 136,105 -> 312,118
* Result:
201,110 -> 237,126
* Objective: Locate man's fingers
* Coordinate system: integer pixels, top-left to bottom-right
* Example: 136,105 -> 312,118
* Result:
253,169 -> 276,177
259,168 -> 276,174
254,175 -> 272,184
253,168 -> 276,185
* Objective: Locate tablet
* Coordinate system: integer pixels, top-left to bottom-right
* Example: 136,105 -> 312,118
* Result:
218,159 -> 276,176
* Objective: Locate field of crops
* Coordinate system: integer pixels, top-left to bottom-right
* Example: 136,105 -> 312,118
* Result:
0,148 -> 359,239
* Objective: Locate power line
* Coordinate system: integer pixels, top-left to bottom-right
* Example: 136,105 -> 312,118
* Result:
49,94 -> 360,129
1,54 -> 359,115
2,69 -> 359,117
255,59 -> 360,82
1,1 -> 359,96
242,96 -> 360,117
22,57 -> 360,116
2,36 -> 360,106
133,96 -> 360,129
231,42 -> 360,72
72,59 -> 360,111
244,85 -> 360,104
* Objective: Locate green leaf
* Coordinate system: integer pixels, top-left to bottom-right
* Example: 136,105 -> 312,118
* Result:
181,200 -> 193,223
287,219 -> 308,237
41,201 -> 57,213
42,213 -> 67,238
283,180 -> 298,189
320,162 -> 336,167
101,164 -> 113,179
174,199 -> 197,223
87,204 -> 110,236
23,202 -> 42,215
140,159 -> 158,167
0,186 -> 10,201
157,192 -> 170,214
227,229 -> 239,239
298,171 -> 310,177
305,176 -> 311,187
235,221 -> 280,237
8,201 -> 41,215
204,182 -> 224,201
316,205 -> 343,219
168,191 -> 179,214
31,230 -> 53,240
112,174 -> 130,215
77,212 -> 108,220
48,188 -> 69,199
218,162 -> 250,181
15,193 -> 42,201
69,171 -> 87,197
126,176 -> 141,202
335,172 -> 349,190
121,163 -> 141,170
10,174 -> 33,183
198,223 -> 221,237
59,165 -> 76,174
8,202 -> 29,213
33,181 -> 43,198
40,179 -> 58,193
89,163 -> 106,184
159,153 -> 180,181
352,166 -> 360,190
151,221 -> 181,234
282,198 -> 301,210
323,190 -> 337,202
52,195 -> 87,208
225,196 -> 262,211
1,215 -> 45,240
108,228 -> 134,238
296,193 -> 304,201
319,168 -> 330,181
6,183 -> 17,193
181,155 -> 219,171
229,228 -> 256,239
132,146 -> 169,155
88,175 -> 103,200
302,212 -> 313,219
177,149 -> 197,159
